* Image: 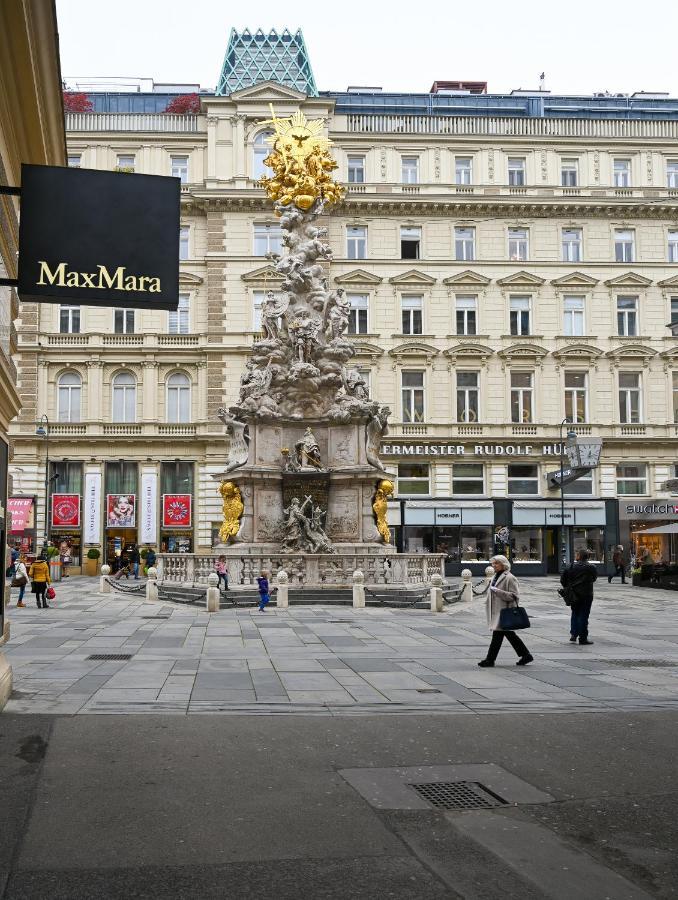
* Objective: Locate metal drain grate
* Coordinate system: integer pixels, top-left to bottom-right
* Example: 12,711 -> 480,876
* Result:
416,688 -> 442,694
87,653 -> 134,661
603,659 -> 676,668
409,781 -> 507,810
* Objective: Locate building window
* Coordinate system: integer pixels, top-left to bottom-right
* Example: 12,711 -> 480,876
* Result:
252,291 -> 265,331
668,230 -> 678,263
59,306 -> 80,334
67,154 -> 81,168
510,371 -> 533,423
347,294 -> 369,334
112,372 -> 136,423
252,131 -> 273,179
401,295 -> 423,335
116,154 -> 135,172
397,463 -> 429,496
508,464 -> 539,495
452,463 -> 484,495
614,229 -> 635,262
562,227 -> 582,262
668,160 -> 678,189
401,156 -> 419,184
510,295 -> 531,336
347,225 -> 367,259
171,155 -> 189,183
400,226 -> 421,259
402,370 -> 425,423
671,297 -> 678,327
455,295 -> 477,335
179,225 -> 189,260
562,296 -> 585,336
619,372 -> 641,423
455,156 -> 472,185
253,223 -> 282,256
168,293 -> 190,334
57,371 -> 81,423
613,159 -> 631,187
508,227 -> 528,261
167,372 -> 191,423
456,371 -> 479,422
508,157 -> 526,186
561,159 -> 579,186
454,226 -> 475,261
617,296 -> 638,336
673,371 -> 678,423
563,470 -> 594,496
616,464 -> 647,495
347,155 -> 365,183
564,371 -> 588,423
114,309 -> 135,334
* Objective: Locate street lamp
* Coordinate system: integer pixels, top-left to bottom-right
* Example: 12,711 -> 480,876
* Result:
559,418 -> 577,570
35,415 -> 50,555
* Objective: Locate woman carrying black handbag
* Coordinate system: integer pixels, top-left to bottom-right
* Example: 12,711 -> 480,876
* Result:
478,555 -> 533,667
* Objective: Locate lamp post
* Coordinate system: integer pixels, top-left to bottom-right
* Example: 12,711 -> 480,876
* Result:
35,415 -> 50,555
559,418 -> 577,570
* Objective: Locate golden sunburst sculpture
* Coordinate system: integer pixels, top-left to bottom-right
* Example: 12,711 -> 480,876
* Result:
259,104 -> 345,211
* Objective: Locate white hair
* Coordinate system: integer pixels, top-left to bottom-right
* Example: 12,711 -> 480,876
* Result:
490,555 -> 511,571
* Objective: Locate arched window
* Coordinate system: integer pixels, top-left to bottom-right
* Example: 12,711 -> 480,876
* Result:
57,371 -> 81,422
112,371 -> 136,423
252,130 -> 274,180
167,372 -> 191,423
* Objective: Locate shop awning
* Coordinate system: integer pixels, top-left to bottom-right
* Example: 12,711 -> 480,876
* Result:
631,523 -> 678,535
8,497 -> 33,532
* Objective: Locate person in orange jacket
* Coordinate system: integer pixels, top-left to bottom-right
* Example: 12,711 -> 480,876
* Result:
28,553 -> 51,609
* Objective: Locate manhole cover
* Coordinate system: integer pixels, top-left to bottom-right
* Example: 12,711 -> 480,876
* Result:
87,654 -> 134,661
409,781 -> 507,810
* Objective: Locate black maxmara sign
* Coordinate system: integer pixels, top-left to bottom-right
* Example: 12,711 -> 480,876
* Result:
18,164 -> 180,310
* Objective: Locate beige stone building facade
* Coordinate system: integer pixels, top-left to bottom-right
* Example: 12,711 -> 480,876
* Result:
10,78 -> 678,575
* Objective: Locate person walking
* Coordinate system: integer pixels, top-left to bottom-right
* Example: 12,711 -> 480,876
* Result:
561,548 -> 598,645
215,556 -> 229,592
608,544 -> 626,584
129,545 -> 141,580
28,553 -> 51,609
12,556 -> 29,607
478,555 -> 533,667
257,570 -> 270,612
145,548 -> 157,570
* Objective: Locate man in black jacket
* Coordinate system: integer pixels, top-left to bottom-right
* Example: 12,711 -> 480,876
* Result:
561,549 -> 598,645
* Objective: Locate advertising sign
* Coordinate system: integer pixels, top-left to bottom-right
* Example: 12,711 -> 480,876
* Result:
18,164 -> 180,310
51,494 -> 80,528
140,472 -> 158,545
162,494 -> 192,528
8,497 -> 34,532
84,472 -> 102,543
106,494 -> 136,528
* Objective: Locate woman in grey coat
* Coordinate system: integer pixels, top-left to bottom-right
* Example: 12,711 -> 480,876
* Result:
478,555 -> 533,667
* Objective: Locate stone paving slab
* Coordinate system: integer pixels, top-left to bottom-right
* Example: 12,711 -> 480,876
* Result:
3,575 -> 678,716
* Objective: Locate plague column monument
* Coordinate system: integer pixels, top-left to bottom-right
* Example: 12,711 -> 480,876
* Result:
215,108 -> 395,571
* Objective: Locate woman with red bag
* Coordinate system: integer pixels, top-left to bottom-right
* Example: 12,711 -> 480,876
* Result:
28,553 -> 51,609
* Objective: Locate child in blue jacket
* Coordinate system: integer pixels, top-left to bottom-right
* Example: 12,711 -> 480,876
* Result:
257,570 -> 270,612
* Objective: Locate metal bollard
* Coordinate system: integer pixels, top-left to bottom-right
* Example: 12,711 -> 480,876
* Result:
206,572 -> 220,612
276,569 -> 289,609
146,566 -> 159,603
430,572 -> 443,613
100,564 -> 111,594
352,569 -> 365,608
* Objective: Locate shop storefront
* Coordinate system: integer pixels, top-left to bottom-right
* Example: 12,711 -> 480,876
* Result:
159,461 -> 194,553
619,500 -> 678,566
7,496 -> 37,559
104,461 -> 138,566
49,462 -> 83,572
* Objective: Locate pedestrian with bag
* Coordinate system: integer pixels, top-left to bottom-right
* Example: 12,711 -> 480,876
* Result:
561,548 -> 597,645
608,544 -> 626,585
215,556 -> 229,592
478,555 -> 533,667
28,553 -> 51,609
257,569 -> 270,612
12,555 -> 29,607
129,545 -> 141,580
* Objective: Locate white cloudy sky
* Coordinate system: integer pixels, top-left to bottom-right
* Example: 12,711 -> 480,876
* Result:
57,0 -> 678,96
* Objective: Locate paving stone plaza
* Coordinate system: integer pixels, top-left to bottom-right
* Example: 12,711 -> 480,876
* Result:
5,577 -> 677,716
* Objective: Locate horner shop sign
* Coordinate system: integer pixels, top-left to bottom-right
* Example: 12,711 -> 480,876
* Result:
381,443 -> 567,457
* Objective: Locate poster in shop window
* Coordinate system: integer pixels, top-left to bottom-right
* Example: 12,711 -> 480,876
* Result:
162,494 -> 191,528
106,494 -> 136,527
51,494 -> 81,528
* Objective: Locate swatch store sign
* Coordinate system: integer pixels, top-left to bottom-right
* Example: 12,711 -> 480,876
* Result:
17,164 -> 180,311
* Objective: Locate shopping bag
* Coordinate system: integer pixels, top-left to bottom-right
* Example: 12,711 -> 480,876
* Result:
46,586 -> 56,600
498,604 -> 530,630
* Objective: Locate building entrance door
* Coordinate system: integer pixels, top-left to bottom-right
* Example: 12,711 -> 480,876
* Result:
545,527 -> 560,574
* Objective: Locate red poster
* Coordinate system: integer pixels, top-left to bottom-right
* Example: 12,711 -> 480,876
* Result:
51,494 -> 80,528
162,494 -> 191,527
8,497 -> 34,532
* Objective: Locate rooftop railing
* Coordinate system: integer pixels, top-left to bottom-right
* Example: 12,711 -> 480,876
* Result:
66,113 -> 203,133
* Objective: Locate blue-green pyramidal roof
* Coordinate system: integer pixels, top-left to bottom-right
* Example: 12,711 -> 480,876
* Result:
216,28 -> 317,97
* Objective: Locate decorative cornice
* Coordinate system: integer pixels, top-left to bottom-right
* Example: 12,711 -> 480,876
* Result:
604,271 -> 653,288
388,269 -> 436,285
498,343 -> 548,360
241,265 -> 284,283
552,343 -> 604,360
333,268 -> 382,286
497,271 -> 546,288
388,342 -> 439,359
443,343 -> 494,359
442,270 -> 491,287
606,344 -> 657,359
550,271 -> 599,287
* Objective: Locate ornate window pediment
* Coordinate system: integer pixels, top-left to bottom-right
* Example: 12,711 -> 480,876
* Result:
442,270 -> 491,287
551,271 -> 598,288
351,341 -> 384,358
657,274 -> 678,289
606,344 -> 657,359
443,343 -> 494,360
179,272 -> 204,286
229,81 -> 307,102
660,345 -> 678,360
497,271 -> 546,288
241,265 -> 284,284
388,341 -> 439,360
498,343 -> 548,360
552,343 -> 603,360
604,272 -> 653,288
334,268 -> 382,286
388,269 -> 436,285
